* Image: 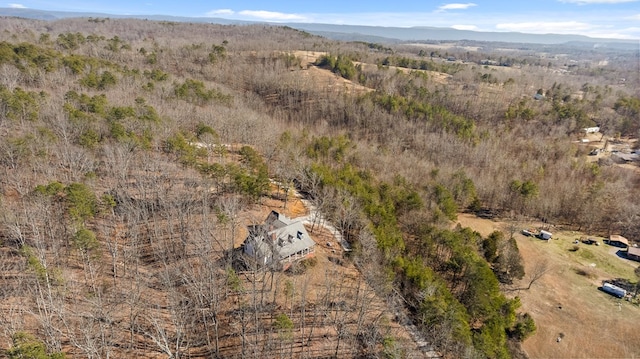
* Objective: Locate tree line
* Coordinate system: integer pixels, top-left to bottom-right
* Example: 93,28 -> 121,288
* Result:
0,16 -> 638,358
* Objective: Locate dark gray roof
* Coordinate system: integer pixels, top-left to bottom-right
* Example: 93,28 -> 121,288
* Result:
244,211 -> 314,264
612,152 -> 639,162
265,210 -> 292,229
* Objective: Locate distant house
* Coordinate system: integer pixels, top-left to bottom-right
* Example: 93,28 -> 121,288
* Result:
611,152 -> 639,163
627,246 -> 640,262
480,59 -> 499,66
243,211 -> 315,270
605,235 -> 629,248
582,126 -> 600,134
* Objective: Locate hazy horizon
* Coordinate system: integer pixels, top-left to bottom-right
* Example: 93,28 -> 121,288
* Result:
3,0 -> 640,40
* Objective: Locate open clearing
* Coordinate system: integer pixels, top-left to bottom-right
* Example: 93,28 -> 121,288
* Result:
456,213 -> 640,359
291,51 -> 374,94
229,194 -> 426,358
252,194 -> 640,358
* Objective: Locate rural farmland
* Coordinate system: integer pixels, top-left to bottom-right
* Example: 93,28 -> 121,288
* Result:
457,214 -> 640,358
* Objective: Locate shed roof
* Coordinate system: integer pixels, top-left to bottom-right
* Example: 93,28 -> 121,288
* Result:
627,246 -> 640,257
609,235 -> 629,245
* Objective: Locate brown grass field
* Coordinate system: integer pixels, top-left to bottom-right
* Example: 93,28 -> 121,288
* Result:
456,213 -> 640,359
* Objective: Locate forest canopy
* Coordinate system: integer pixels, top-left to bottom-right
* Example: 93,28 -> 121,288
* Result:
0,16 -> 638,359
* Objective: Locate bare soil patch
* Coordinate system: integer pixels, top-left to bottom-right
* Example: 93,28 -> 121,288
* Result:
356,61 -> 451,84
291,51 -> 373,94
228,191 -> 425,358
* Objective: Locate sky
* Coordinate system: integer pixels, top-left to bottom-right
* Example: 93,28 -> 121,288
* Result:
6,0 -> 640,39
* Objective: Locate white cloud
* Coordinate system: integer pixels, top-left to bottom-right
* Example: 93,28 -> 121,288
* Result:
237,10 -> 306,21
451,24 -> 478,30
437,3 -> 477,11
8,3 -> 26,8
206,9 -> 235,16
559,0 -> 638,4
198,8 -> 639,39
582,30 -> 637,38
496,21 -> 593,33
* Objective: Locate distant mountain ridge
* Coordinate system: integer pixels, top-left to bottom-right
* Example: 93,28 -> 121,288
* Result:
288,23 -> 639,48
1,7 -> 638,48
0,7 -> 246,24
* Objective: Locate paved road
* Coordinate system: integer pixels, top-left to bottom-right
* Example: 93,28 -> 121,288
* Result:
607,246 -> 638,268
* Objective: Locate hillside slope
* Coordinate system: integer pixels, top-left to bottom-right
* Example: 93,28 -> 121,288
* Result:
0,16 -> 638,359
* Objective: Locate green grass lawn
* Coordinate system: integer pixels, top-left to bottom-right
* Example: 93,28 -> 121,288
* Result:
529,230 -> 638,288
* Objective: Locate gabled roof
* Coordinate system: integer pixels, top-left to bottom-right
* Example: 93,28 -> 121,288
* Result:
244,211 -> 314,264
271,220 -> 313,260
265,210 -> 292,229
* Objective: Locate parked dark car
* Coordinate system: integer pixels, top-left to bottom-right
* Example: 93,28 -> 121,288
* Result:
521,229 -> 534,237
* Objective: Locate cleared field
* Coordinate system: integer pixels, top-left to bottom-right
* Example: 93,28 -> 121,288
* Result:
456,214 -> 640,359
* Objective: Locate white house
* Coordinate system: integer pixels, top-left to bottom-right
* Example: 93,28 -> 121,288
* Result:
243,211 -> 315,270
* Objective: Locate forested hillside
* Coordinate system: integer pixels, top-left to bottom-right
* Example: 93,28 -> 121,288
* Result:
0,17 -> 638,358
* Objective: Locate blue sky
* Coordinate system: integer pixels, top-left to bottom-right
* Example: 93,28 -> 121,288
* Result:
6,1 -> 640,39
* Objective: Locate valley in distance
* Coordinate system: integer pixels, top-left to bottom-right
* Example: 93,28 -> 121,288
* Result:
0,9 -> 638,359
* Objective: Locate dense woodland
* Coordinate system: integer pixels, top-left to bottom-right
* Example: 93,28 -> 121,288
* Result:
0,17 -> 638,359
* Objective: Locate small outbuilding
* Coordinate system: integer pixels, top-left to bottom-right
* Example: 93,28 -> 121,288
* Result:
627,246 -> 640,262
612,152 -> 640,163
605,235 -> 629,248
582,126 -> 600,134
